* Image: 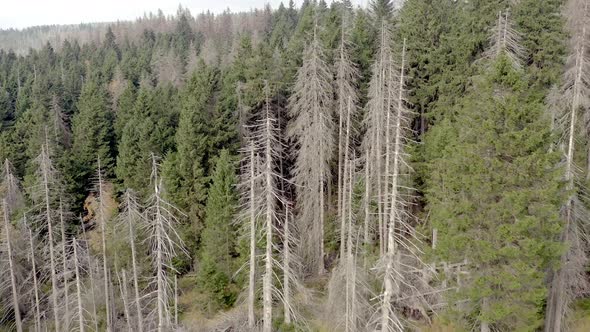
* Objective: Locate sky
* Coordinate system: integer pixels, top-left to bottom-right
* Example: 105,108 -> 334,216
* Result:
0,0 -> 368,30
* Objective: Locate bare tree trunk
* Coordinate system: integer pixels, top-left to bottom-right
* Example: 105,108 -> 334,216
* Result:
340,97 -> 353,261
380,39 -> 407,332
118,269 -> 132,332
156,198 -> 166,332
3,199 -> 22,332
81,217 -> 99,332
41,145 -> 60,332
545,1 -> 589,328
123,191 -> 144,332
174,274 -> 178,327
481,298 -> 491,332
59,201 -> 70,330
26,217 -> 42,332
364,162 -> 371,246
262,88 -> 275,332
73,238 -> 85,332
147,155 -> 186,332
247,147 -> 257,329
130,229 -> 143,332
97,158 -> 112,332
319,168 -> 325,275
283,203 -> 292,325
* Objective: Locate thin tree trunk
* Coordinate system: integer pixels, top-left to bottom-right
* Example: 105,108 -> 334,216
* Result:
481,297 -> 491,332
3,199 -> 22,332
248,147 -> 257,329
97,158 -> 111,332
156,195 -> 165,332
319,167 -> 325,275
174,274 -> 178,327
118,269 -> 132,332
364,161 -> 371,246
41,145 -> 60,332
340,97 -> 353,260
283,203 -> 292,325
545,10 -> 588,329
127,199 -> 144,332
380,39 -> 406,332
26,217 -> 42,332
73,238 -> 85,332
59,201 -> 70,330
262,93 -> 275,332
81,217 -> 99,332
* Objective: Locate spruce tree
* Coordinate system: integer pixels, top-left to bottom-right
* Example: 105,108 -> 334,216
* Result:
197,149 -> 238,308
425,56 -> 563,330
69,80 -> 114,203
162,64 -> 216,225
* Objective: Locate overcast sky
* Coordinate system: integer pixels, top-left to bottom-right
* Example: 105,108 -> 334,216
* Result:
0,0 -> 368,30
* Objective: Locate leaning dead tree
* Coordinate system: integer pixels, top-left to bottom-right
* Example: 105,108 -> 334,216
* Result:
335,13 -> 360,260
288,26 -> 335,275
145,154 -> 187,332
545,0 -> 590,330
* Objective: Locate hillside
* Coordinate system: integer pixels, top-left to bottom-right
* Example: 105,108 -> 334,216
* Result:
0,0 -> 588,331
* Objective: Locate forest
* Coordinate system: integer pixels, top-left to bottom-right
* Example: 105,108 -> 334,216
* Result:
0,0 -> 588,331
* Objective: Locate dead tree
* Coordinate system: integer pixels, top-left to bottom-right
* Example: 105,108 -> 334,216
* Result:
32,144 -> 61,331
335,13 -> 360,260
363,22 -> 395,254
0,159 -> 24,332
2,199 -> 22,332
58,200 -> 71,331
288,26 -> 335,275
93,157 -> 114,332
545,0 -> 590,330
24,216 -> 42,332
80,216 -> 99,332
482,10 -> 525,67
117,189 -> 145,332
377,39 -> 427,332
145,154 -> 187,332
72,238 -> 85,332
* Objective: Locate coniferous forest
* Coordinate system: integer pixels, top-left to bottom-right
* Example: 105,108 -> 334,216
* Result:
0,0 -> 589,330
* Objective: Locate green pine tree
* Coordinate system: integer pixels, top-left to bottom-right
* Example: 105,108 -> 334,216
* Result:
424,56 -> 563,330
68,79 -> 114,204
197,149 -> 239,309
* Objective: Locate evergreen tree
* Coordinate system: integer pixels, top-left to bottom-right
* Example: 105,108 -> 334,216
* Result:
162,64 -> 216,225
68,79 -> 114,203
424,56 -> 563,330
197,149 -> 239,309
116,85 -> 177,195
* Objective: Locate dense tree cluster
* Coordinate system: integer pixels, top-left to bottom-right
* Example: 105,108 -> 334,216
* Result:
0,0 -> 587,331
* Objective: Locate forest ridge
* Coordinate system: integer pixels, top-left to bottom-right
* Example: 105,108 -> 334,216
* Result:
0,0 -> 587,331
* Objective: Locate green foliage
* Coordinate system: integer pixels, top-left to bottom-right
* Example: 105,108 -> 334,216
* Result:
67,79 -> 114,203
162,64 -> 216,223
425,56 -> 563,330
196,149 -> 239,309
116,85 -> 177,195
